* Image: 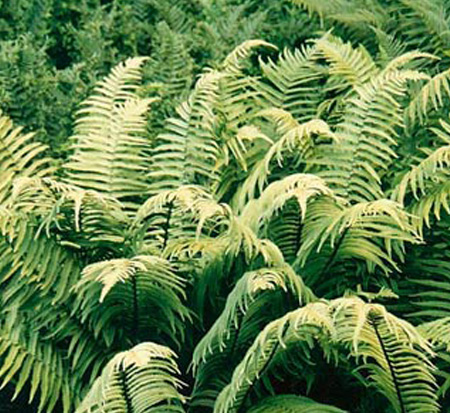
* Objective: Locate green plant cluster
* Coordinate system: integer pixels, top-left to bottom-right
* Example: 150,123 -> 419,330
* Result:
1,0 -> 450,412
0,0 -> 308,156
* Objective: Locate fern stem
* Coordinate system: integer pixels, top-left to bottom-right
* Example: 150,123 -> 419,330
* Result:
119,367 -> 134,413
319,227 -> 349,278
372,317 -> 406,413
292,209 -> 303,264
132,276 -> 139,340
162,201 -> 174,251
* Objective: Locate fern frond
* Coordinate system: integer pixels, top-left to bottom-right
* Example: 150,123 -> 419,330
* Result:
331,297 -> 439,413
64,58 -> 155,209
0,220 -> 81,304
9,177 -> 127,245
315,36 -> 378,87
0,113 -> 54,204
214,297 -> 438,413
290,0 -> 350,19
393,144 -> 450,205
192,265 -> 315,369
393,123 -> 450,230
0,320 -> 74,413
74,256 -> 189,345
143,21 -> 193,109
316,69 -> 428,203
241,173 -> 333,234
132,185 -> 230,255
234,117 -> 334,211
420,318 -> 450,351
148,71 -> 224,193
76,342 -> 186,413
222,40 -> 277,75
407,68 -> 450,124
259,44 -> 324,123
297,198 -> 418,280
393,0 -> 450,56
213,301 -> 333,413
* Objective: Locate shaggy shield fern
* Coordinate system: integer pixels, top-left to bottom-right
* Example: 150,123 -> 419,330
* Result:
1,14 -> 450,413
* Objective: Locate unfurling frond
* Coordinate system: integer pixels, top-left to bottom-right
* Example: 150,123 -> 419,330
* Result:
64,58 -> 154,208
247,395 -> 347,412
76,342 -> 186,413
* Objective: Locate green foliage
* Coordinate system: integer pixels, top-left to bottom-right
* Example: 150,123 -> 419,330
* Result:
1,1 -> 450,412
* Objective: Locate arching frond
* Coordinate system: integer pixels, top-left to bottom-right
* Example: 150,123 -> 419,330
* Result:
0,113 -> 54,204
241,173 -> 333,234
259,45 -> 324,123
74,256 -> 189,345
9,177 -> 127,246
192,265 -> 315,369
247,395 -> 347,412
314,36 -> 378,87
407,68 -> 450,124
316,69 -> 428,203
297,198 -> 419,282
64,58 -> 155,209
76,342 -> 186,413
331,297 -> 439,413
132,185 -> 230,255
234,117 -> 334,211
214,297 -> 439,413
393,122 -> 450,231
148,71 -> 224,193
213,301 -> 333,413
222,40 -> 277,75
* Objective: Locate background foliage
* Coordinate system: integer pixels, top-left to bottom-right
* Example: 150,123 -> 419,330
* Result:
1,0 -> 450,412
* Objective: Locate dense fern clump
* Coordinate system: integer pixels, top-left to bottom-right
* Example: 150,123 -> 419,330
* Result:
1,0 -> 450,412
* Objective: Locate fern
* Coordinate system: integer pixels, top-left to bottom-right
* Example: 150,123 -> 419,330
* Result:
76,342 -> 186,413
64,58 -> 155,209
1,13 -> 450,412
214,297 -> 439,413
0,113 -> 54,204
